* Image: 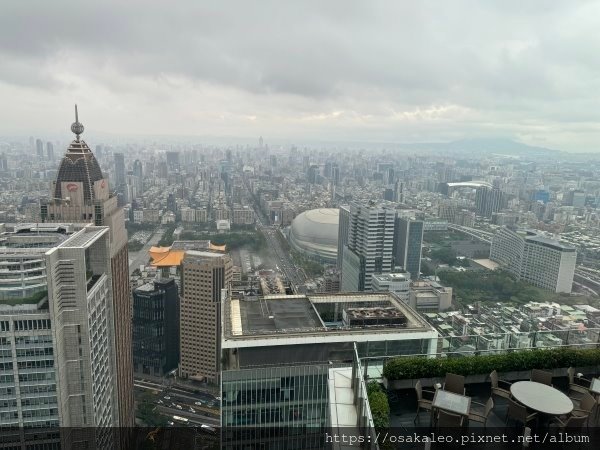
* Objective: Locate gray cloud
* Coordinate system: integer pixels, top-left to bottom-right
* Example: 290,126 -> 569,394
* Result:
0,0 -> 599,151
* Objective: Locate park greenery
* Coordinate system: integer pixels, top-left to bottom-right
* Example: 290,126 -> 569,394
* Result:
178,230 -> 267,252
437,269 -> 571,306
136,392 -> 168,427
428,247 -> 470,267
383,347 -> 600,381
128,241 -> 144,252
366,382 -> 390,430
157,224 -> 177,247
126,222 -> 157,233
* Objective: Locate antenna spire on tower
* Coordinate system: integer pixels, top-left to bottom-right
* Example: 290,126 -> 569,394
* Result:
70,104 -> 85,141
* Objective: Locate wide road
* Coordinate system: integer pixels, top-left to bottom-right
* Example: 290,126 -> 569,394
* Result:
257,222 -> 306,292
129,228 -> 164,275
135,378 -> 220,426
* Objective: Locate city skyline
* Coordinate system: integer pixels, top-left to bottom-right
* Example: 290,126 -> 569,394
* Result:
2,2 -> 600,446
1,1 -> 600,152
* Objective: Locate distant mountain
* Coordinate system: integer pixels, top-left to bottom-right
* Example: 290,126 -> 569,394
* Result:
396,138 -> 562,157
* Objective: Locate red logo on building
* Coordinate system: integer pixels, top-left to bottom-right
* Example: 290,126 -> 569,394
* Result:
66,183 -> 78,192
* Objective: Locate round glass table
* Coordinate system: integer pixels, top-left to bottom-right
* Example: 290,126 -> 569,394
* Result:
510,381 -> 573,416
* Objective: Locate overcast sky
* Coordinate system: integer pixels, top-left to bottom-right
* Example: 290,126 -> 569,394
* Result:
1,1 -> 599,151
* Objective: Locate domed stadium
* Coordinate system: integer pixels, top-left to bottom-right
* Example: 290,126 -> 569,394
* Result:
289,208 -> 339,263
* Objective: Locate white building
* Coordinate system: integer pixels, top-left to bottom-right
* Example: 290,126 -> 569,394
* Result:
409,280 -> 453,313
0,225 -> 119,449
45,226 -> 119,433
231,205 -> 255,225
371,272 -> 411,301
490,227 -> 576,293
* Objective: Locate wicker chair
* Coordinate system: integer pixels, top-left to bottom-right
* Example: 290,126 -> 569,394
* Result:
443,373 -> 466,395
468,397 -> 494,428
505,397 -> 538,428
490,370 -> 512,401
414,379 -> 435,423
567,367 -> 591,399
437,409 -> 464,427
530,369 -> 553,386
551,413 -> 589,431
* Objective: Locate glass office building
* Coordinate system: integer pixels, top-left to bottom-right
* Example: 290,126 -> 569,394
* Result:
220,291 -> 438,448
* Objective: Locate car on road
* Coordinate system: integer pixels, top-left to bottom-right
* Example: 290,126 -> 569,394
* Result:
164,396 -> 171,400
189,407 -> 195,413
215,396 -> 221,401
167,421 -> 174,426
157,400 -> 163,405
176,404 -> 182,410
194,401 -> 203,406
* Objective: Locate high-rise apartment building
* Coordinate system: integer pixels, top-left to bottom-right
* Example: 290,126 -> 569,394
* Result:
132,278 -> 180,377
39,107 -> 134,427
179,250 -> 232,383
490,227 -> 577,293
341,202 -> 396,291
393,215 -> 424,281
114,152 -> 126,188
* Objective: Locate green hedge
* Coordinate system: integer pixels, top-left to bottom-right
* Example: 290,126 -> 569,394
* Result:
366,382 -> 390,430
383,347 -> 600,381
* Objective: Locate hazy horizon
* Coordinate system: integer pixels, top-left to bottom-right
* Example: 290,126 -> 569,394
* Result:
1,1 -> 599,152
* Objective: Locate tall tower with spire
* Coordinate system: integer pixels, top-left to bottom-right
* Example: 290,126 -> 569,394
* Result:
41,106 -> 135,429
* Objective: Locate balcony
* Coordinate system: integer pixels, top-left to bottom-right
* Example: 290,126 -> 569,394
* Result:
361,347 -> 600,446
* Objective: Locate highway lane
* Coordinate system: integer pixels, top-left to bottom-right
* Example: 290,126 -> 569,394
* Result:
135,377 -> 220,426
156,405 -> 220,426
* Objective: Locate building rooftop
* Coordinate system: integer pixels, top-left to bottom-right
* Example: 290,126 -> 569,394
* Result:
224,292 -> 434,340
525,234 -> 576,252
372,272 -> 410,282
58,226 -> 108,249
149,241 -> 226,267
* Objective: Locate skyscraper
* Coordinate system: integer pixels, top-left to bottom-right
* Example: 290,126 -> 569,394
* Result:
341,201 -> 396,291
0,225 -> 119,448
114,152 -> 126,188
46,227 -> 119,429
475,186 -> 503,218
40,106 -> 134,427
36,138 -> 44,159
393,215 -> 424,280
179,250 -> 232,383
46,141 -> 54,161
166,151 -> 180,171
133,278 -> 179,377
337,205 -> 350,270
132,158 -> 143,178
394,180 -> 404,203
